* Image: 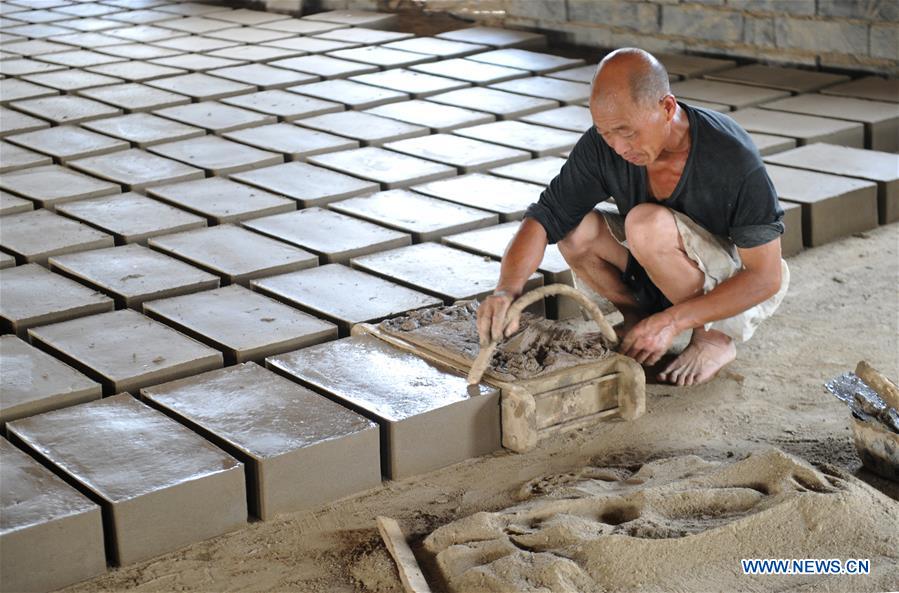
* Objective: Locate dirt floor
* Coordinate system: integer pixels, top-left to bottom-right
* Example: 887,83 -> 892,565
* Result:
64,223 -> 898,593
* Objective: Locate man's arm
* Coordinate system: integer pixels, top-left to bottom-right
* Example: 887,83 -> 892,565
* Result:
475,218 -> 548,346
621,237 -> 783,364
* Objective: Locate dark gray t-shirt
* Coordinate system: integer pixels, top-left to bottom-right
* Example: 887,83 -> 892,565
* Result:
524,102 -> 784,249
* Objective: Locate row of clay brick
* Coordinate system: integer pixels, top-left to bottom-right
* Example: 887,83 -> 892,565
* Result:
3,331 -> 501,590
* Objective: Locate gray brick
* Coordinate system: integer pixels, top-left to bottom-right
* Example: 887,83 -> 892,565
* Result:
505,0 -> 565,21
817,0 -> 899,21
661,5 -> 744,42
870,23 -> 899,60
727,0 -> 815,16
775,18 -> 868,55
743,15 -> 775,46
551,23 -> 615,47
265,0 -> 303,12
609,32 -> 686,53
569,0 -> 660,32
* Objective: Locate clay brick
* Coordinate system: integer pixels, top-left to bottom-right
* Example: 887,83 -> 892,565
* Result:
384,133 -> 530,173
308,146 -> 457,189
759,94 -> 899,152
153,101 -> 276,134
230,160 -> 380,206
76,82 -> 190,113
671,79 -> 788,109
453,120 -> 580,157
148,135 -> 284,176
6,124 -> 129,163
56,192 -> 207,245
329,189 -> 498,242
267,334 -> 501,479
0,438 -> 105,591
327,46 -> 436,69
147,177 -> 296,224
141,363 -> 380,519
82,112 -> 205,148
350,241 -> 543,304
86,60 -> 186,82
270,54 -> 377,79
349,68 -> 470,98
411,58 -> 529,85
821,76 -> 899,104
148,224 -> 318,286
148,53 -> 246,72
383,36 -> 487,58
366,99 -> 495,133
69,148 -> 205,191
764,143 -> 899,224
10,94 -> 121,125
223,123 -> 358,160
704,64 -> 849,94
7,394 -> 244,565
468,49 -> 583,74
0,78 -> 59,103
145,72 -> 253,101
296,110 -> 429,146
49,243 -> 220,309
303,9 -> 398,29
264,36 -> 360,54
0,209 -> 114,266
490,156 -> 566,186
435,26 -> 546,49
27,310 -> 223,395
0,190 -> 34,216
287,78 -> 408,110
0,262 -> 111,337
426,87 -> 557,119
0,106 -> 49,137
413,172 -> 544,221
208,63 -> 318,89
0,335 -> 102,425
313,26 -> 412,45
0,164 -> 120,210
442,221 -> 573,318
765,163 -> 878,246
749,132 -> 796,156
143,285 -> 336,364
730,108 -> 863,148
259,19 -> 346,35
780,201 -> 803,258
519,105 -> 591,132
20,68 -> 122,92
242,206 -> 411,264
0,139 -> 52,172
252,263 -> 442,336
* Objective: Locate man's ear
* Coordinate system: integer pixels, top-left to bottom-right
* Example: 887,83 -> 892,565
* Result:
661,94 -> 677,122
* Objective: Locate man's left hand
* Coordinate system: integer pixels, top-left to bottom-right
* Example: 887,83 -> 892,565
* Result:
620,311 -> 680,365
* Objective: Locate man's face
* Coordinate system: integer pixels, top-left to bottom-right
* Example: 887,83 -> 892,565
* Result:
591,94 -> 672,166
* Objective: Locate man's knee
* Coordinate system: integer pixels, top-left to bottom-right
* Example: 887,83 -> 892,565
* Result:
625,203 -> 678,261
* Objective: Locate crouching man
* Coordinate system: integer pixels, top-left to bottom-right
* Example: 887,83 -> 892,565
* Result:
476,48 -> 789,386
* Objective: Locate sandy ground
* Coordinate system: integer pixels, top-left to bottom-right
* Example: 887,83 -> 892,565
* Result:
64,223 -> 899,593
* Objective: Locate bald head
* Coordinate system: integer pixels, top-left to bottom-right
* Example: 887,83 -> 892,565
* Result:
591,48 -> 670,111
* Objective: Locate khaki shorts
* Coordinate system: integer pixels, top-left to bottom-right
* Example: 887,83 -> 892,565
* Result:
572,206 -> 790,343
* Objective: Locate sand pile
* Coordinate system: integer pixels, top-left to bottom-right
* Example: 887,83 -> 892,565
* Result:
423,449 -> 899,593
381,302 -> 614,379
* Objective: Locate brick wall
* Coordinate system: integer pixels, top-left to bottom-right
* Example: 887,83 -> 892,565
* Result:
500,0 -> 898,75
257,0 -> 897,75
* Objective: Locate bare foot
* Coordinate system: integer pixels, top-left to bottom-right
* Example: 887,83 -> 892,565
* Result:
657,329 -> 735,386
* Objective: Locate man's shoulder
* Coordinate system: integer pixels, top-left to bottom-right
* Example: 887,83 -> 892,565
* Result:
687,103 -> 763,172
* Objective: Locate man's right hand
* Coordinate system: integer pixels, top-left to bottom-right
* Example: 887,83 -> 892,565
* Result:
476,291 -> 521,347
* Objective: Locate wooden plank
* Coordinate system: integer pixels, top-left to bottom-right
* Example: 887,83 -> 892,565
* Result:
377,516 -> 433,593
